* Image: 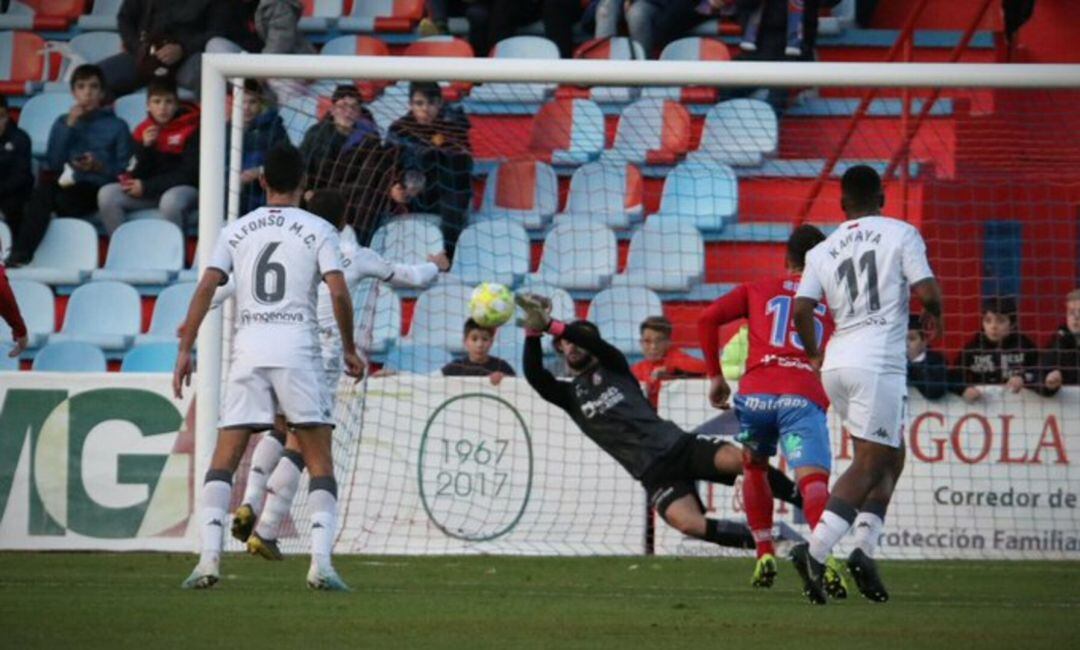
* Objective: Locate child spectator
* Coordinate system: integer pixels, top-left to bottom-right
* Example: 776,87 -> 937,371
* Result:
0,96 -> 33,243
632,315 -> 706,406
8,65 -> 133,266
907,314 -> 961,400
97,78 -> 199,233
958,296 -> 1040,401
236,80 -> 288,214
441,319 -> 516,385
1040,288 -> 1080,396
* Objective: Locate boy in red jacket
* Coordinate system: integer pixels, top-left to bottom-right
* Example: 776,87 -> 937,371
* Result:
97,78 -> 199,233
632,315 -> 707,407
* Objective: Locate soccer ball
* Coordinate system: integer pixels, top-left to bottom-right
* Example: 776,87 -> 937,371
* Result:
468,282 -> 515,328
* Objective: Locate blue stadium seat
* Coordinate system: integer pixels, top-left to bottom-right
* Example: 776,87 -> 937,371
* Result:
113,91 -> 148,132
353,278 -> 402,354
557,162 -> 644,229
530,98 -> 605,166
32,340 -> 107,372
572,37 -> 645,104
451,220 -> 530,287
587,286 -> 663,355
277,93 -> 320,147
298,0 -> 345,32
7,218 -> 98,285
2,279 -> 53,349
370,216 -> 445,265
384,342 -> 451,375
77,0 -> 122,31
177,244 -> 198,283
338,0 -> 423,34
611,219 -> 704,292
528,219 -> 617,291
601,97 -> 691,167
47,280 -> 141,353
17,92 -> 74,159
66,30 -> 122,65
514,282 -> 576,323
134,282 -> 194,346
473,159 -> 558,230
407,282 -> 473,352
121,342 -> 178,372
654,162 -> 738,232
469,36 -> 558,104
0,2 -> 36,30
687,99 -> 778,167
0,344 -> 17,370
91,220 -> 184,286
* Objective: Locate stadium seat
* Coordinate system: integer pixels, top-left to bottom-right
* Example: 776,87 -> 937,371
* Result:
370,217 -> 445,265
353,278 -> 402,354
338,0 -> 424,33
528,219 -> 617,291
177,244 -> 198,283
643,37 -> 731,104
514,281 -> 576,322
569,37 -> 646,104
687,98 -> 778,167
113,91 -> 148,132
7,218 -> 97,285
473,159 -> 558,230
32,340 -> 107,372
298,0 -> 346,32
47,280 -> 141,352
121,342 -> 178,372
403,35 -> 474,58
91,220 -> 184,286
51,31 -> 122,86
277,93 -> 323,147
653,162 -> 738,232
0,220 -> 10,259
469,36 -> 558,104
0,30 -> 55,95
0,1 -> 84,31
601,98 -> 691,166
557,162 -> 643,229
1,279 -> 53,349
451,220 -> 530,287
587,286 -> 663,355
611,219 -> 704,292
406,282 -> 473,352
529,98 -> 604,166
17,91 -> 73,158
77,0 -> 122,31
0,344 -> 17,370
317,35 -> 390,101
134,282 -> 194,346
383,342 -> 451,375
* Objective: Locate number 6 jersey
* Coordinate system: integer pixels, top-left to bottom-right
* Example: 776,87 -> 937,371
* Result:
796,216 -> 934,375
208,206 -> 343,368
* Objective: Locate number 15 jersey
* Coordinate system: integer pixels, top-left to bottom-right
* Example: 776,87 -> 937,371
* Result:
208,206 -> 342,369
796,216 -> 934,375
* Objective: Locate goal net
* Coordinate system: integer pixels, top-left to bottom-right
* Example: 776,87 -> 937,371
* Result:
199,54 -> 1080,561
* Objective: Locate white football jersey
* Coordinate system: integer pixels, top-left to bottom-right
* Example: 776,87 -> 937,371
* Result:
208,206 -> 342,368
796,215 -> 934,374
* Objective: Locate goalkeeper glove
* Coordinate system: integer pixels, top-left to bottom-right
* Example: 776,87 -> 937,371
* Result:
515,292 -> 553,332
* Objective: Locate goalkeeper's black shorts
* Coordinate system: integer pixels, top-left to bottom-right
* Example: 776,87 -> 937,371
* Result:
641,434 -> 736,517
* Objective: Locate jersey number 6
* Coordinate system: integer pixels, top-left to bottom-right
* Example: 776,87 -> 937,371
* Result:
254,242 -> 286,304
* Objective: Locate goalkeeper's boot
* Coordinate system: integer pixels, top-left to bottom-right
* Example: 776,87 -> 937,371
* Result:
307,564 -> 352,592
231,503 -> 255,543
751,553 -> 778,589
246,532 -> 283,561
790,542 -> 827,605
823,555 -> 849,600
181,562 -> 219,590
847,548 -> 889,603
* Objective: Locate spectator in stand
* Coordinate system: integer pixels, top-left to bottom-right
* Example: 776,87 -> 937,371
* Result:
441,1 -> 543,57
8,65 -> 133,267
97,78 -> 199,233
542,0 -> 599,59
741,0 -> 803,57
958,296 -> 1046,401
100,0 -> 229,98
235,80 -> 289,214
907,314 -> 961,400
0,260 -> 28,358
1039,288 -> 1080,396
0,96 -> 33,243
388,82 -> 473,257
442,319 -> 517,384
299,86 -> 368,182
632,315 -> 706,407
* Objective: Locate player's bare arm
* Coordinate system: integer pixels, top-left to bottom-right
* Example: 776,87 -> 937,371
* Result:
173,268 -> 227,399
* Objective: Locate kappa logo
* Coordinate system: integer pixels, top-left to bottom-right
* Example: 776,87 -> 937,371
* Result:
870,427 -> 889,439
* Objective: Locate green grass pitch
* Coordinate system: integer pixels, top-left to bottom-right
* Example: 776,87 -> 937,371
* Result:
2,553 -> 1078,649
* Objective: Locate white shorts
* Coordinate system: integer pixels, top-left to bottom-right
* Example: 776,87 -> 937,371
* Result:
822,368 -> 907,448
219,365 -> 334,430
320,327 -> 343,406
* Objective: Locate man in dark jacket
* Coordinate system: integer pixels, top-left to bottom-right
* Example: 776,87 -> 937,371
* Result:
1040,289 -> 1080,396
97,78 -> 198,233
299,85 -> 369,182
235,80 -> 288,214
99,0 -> 230,97
0,96 -> 33,242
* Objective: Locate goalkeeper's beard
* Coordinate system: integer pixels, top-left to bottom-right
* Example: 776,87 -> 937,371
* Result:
566,350 -> 594,373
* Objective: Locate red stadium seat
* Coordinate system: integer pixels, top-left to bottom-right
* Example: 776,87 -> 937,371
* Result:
319,35 -> 391,101
528,98 -> 605,165
602,98 -> 692,166
338,0 -> 424,33
0,31 -> 59,95
646,37 -> 732,104
0,0 -> 86,31
401,36 -> 475,100
299,0 -> 349,32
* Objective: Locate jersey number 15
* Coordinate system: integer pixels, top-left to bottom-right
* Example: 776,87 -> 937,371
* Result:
766,295 -> 826,350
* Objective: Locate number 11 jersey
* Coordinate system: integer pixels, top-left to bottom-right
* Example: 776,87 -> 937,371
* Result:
796,216 -> 934,375
208,206 -> 342,369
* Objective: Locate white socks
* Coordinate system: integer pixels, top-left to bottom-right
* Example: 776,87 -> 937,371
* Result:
241,431 -> 285,515
852,511 -> 885,558
198,476 -> 232,568
308,478 -> 338,571
254,451 -> 303,541
808,510 -> 854,564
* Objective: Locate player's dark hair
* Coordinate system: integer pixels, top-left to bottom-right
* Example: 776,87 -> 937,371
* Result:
306,189 -> 347,229
840,165 -> 884,215
262,144 -> 305,194
146,77 -> 178,100
639,315 -> 672,338
409,81 -> 442,104
982,295 -> 1018,323
70,63 -> 104,89
464,318 -> 495,337
786,224 -> 827,270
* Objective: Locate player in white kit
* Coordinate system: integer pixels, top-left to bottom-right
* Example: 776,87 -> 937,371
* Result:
790,165 -> 943,604
173,145 -> 362,591
232,189 -> 449,559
